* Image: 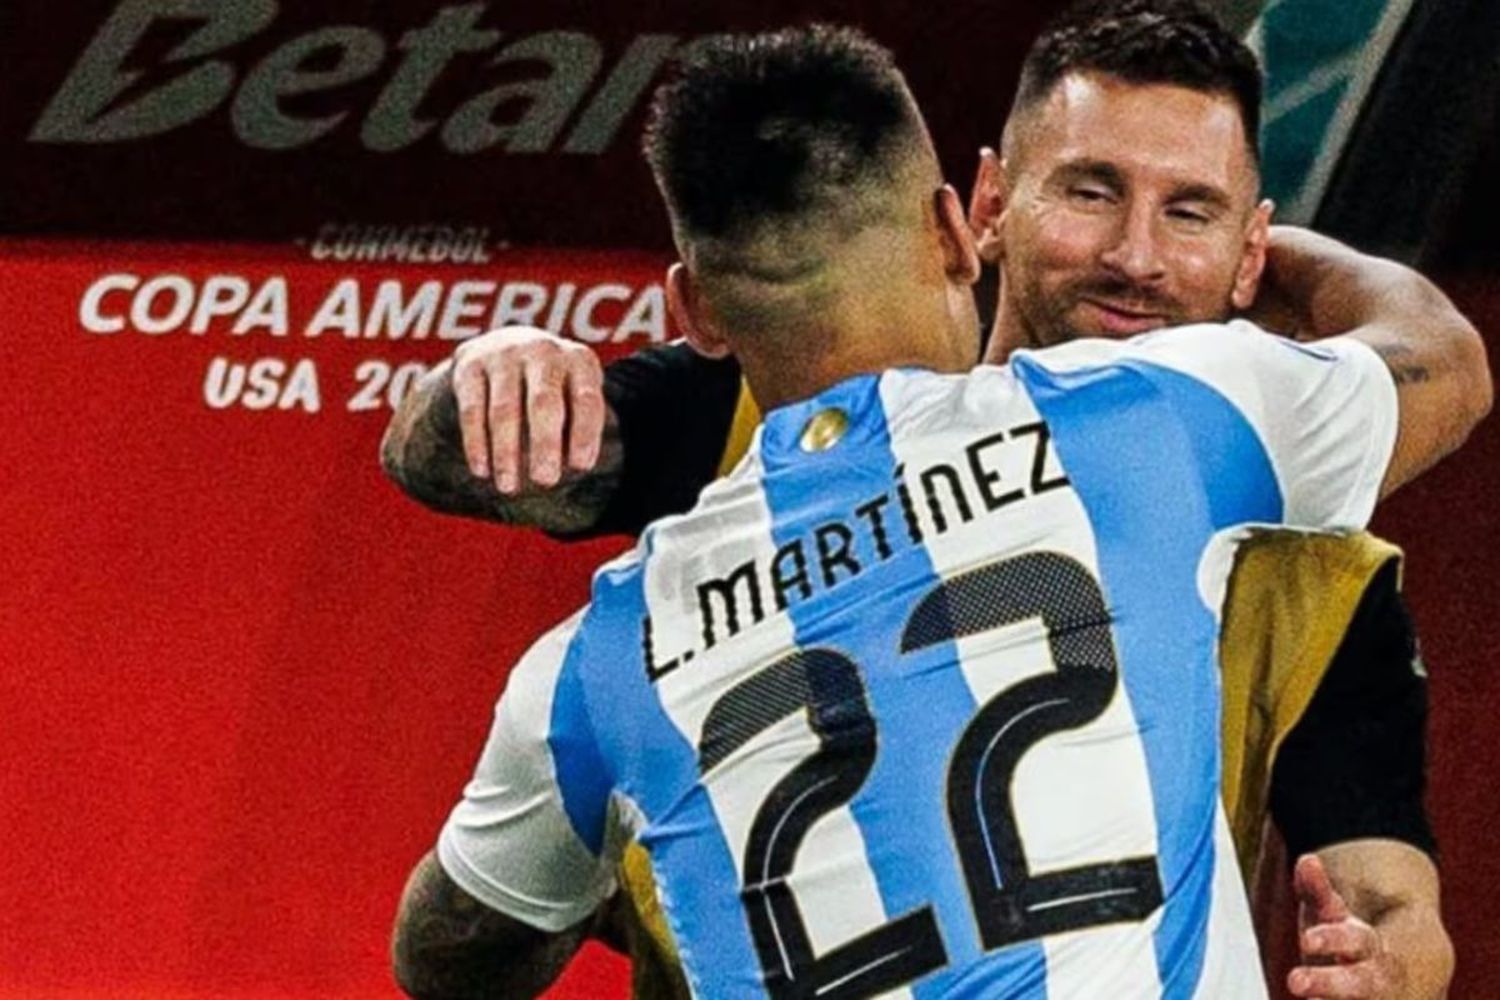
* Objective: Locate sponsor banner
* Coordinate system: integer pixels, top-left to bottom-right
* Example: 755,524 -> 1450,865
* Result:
0,237 -> 657,996
1,0 -> 1051,243
12,234 -> 668,417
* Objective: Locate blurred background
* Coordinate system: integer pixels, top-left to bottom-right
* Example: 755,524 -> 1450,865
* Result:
2,1 -> 1496,996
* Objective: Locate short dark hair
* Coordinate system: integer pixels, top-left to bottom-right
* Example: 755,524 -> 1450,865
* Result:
1014,0 -> 1262,157
643,25 -> 925,245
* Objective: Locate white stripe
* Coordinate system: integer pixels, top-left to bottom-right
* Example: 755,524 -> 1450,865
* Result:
1193,806 -> 1268,998
642,449 -> 903,993
438,610 -> 617,932
877,369 -> 1163,996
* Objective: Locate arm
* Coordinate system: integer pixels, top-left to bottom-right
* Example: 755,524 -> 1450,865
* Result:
1270,560 -> 1452,998
392,850 -> 593,1000
1252,226 -> 1492,496
380,330 -> 623,536
393,614 -> 618,996
380,328 -> 746,537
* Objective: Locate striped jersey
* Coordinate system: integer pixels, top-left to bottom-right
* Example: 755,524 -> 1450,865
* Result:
437,321 -> 1398,999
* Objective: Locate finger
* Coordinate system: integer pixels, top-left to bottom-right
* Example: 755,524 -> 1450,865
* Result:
487,359 -> 524,494
1302,921 -> 1379,963
524,357 -> 567,487
453,359 -> 492,479
1288,962 -> 1377,999
565,351 -> 606,470
1294,853 -> 1352,925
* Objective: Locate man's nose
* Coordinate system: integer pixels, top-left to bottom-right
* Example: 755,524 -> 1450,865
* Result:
1098,202 -> 1166,285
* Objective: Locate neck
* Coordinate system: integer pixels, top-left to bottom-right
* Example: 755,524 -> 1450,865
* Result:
983,284 -> 1043,365
736,298 -> 969,411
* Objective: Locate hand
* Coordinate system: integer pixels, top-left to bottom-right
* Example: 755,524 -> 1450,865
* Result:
450,326 -> 606,495
1288,853 -> 1407,999
1243,226 -> 1314,339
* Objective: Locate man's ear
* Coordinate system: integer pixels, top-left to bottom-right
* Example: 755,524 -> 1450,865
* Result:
967,146 -> 1008,265
937,184 -> 981,285
667,262 -> 731,359
1231,198 -> 1275,311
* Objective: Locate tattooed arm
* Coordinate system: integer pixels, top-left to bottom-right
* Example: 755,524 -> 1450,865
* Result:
1252,227 -> 1491,496
391,850 -> 594,1000
381,329 -> 746,538
380,346 -> 624,536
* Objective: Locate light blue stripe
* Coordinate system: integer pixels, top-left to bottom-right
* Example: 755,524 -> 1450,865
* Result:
548,646 -> 614,855
571,548 -> 764,997
1014,355 -> 1282,996
758,373 -> 1048,1000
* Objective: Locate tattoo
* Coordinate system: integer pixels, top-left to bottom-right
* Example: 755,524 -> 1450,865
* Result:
392,852 -> 589,999
1373,343 -> 1432,386
380,365 -> 623,535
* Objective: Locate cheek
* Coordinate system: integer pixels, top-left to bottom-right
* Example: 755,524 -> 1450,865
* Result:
1017,207 -> 1108,278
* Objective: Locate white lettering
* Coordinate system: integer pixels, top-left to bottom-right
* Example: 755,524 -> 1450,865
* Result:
203,356 -> 245,408
439,280 -> 496,340
79,273 -> 139,333
280,358 -> 322,411
571,283 -> 630,343
489,282 -> 548,328
615,285 -> 666,343
189,275 -> 251,333
243,357 -> 286,409
366,280 -> 440,339
310,223 -> 338,260
544,283 -> 576,333
234,277 -> 290,335
131,274 -> 195,334
306,278 -> 362,337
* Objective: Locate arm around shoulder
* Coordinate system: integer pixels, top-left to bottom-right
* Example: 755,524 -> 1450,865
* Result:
1256,227 -> 1492,496
378,331 -> 625,535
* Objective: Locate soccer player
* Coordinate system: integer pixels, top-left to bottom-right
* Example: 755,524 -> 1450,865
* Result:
390,24 -> 1488,1000
384,4 -> 1477,997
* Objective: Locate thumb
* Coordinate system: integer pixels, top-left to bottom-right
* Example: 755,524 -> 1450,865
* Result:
1293,853 -> 1351,926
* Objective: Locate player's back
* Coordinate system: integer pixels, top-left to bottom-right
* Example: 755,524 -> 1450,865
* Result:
445,323 -> 1396,999
572,331 -> 1330,999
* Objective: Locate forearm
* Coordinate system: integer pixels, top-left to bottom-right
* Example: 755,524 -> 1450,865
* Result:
1262,227 -> 1489,395
379,361 -> 623,535
1259,226 -> 1491,494
1261,228 -> 1459,338
392,851 -> 591,1000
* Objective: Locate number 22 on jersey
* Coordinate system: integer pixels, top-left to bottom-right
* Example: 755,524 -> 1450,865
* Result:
695,551 -> 1164,999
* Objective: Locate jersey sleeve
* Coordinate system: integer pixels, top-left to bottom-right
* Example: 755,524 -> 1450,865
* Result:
578,342 -> 746,538
436,609 -> 618,933
1269,560 -> 1436,858
1124,320 -> 1399,530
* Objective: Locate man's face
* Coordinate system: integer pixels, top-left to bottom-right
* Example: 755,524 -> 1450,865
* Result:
989,72 -> 1271,349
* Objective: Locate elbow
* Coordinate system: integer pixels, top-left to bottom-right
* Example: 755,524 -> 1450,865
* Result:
1411,912 -> 1456,1000
390,945 -> 426,1000
390,912 -> 429,999
390,897 -> 475,1000
1468,333 -> 1493,426
389,853 -> 450,999
1456,319 -> 1493,433
1434,925 -> 1457,1000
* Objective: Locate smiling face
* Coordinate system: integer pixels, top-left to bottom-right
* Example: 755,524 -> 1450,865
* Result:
993,71 -> 1272,348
